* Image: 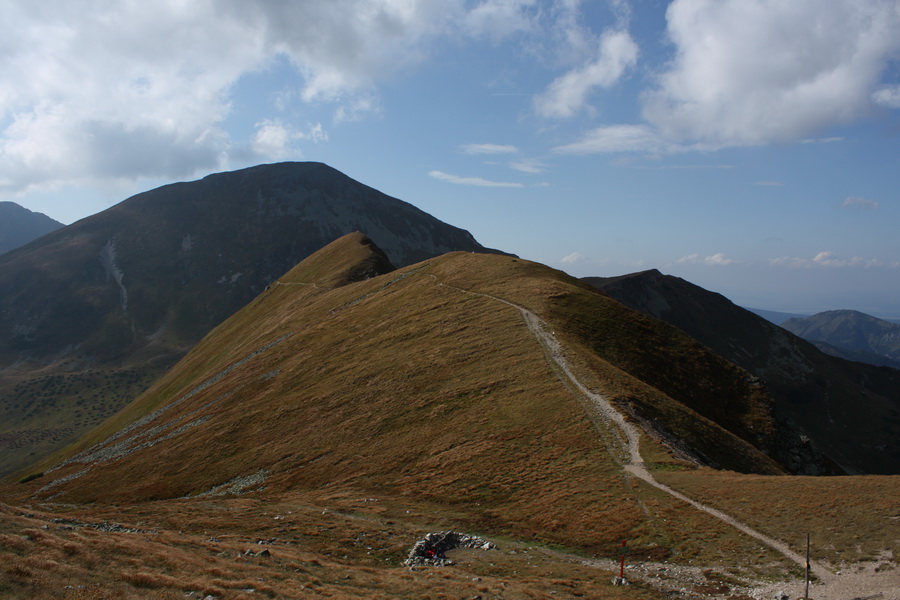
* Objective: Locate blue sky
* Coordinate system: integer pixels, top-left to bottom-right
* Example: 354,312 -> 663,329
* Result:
2,1 -> 899,317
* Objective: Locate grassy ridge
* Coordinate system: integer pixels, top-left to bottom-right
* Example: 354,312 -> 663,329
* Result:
14,237 -> 791,559
3,235 -> 899,598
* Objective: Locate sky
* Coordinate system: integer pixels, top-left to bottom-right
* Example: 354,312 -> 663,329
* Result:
1,0 -> 899,318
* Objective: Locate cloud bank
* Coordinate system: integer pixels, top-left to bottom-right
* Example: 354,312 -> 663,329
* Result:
0,0 -> 536,195
643,0 -> 900,147
770,251 -> 899,269
677,253 -> 737,266
428,170 -> 524,188
534,28 -> 638,119
547,0 -> 900,155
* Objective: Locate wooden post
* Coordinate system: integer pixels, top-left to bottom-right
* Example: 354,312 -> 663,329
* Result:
804,533 -> 810,599
612,540 -> 629,585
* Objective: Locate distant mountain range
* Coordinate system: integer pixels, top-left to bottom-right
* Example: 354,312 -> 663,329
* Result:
0,201 -> 63,254
781,310 -> 900,369
585,269 -> 900,475
2,163 -> 899,482
0,162 -> 498,477
745,308 -> 809,326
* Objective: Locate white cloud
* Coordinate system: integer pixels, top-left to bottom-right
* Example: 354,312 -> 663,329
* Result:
643,0 -> 900,146
872,85 -> 900,109
251,121 -> 298,160
534,28 -> 638,118
458,144 -> 547,174
560,251 -> 584,264
0,2 -> 253,192
508,158 -> 547,174
0,0 -> 538,195
463,0 -> 538,40
428,170 -> 524,188
460,143 -> 520,155
842,196 -> 880,210
769,251 -> 895,269
333,92 -> 382,124
250,120 -> 328,160
553,124 -> 675,154
800,137 -> 845,145
677,253 -> 737,266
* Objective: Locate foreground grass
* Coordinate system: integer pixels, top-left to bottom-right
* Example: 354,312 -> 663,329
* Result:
655,469 -> 900,567
0,493 -> 663,600
6,239 -> 896,598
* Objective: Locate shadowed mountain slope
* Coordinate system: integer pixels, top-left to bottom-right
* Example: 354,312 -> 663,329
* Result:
585,270 -> 900,475
0,162 -> 497,477
16,234 -> 798,555
782,310 -> 900,369
0,201 -> 63,255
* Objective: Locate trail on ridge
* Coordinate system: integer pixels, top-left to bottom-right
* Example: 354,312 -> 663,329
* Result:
435,277 -> 831,582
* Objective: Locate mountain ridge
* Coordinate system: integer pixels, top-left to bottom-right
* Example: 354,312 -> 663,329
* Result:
21,234 -> 792,499
0,162 -> 499,477
584,269 -> 900,475
5,236 -> 899,600
781,309 -> 900,368
0,201 -> 64,255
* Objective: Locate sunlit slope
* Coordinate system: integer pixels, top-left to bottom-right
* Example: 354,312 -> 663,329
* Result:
24,234 -> 786,553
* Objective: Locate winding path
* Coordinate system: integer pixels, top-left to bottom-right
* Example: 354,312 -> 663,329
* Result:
437,277 -> 831,582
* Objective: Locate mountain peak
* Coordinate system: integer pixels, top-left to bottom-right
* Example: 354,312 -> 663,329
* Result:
782,309 -> 900,368
279,231 -> 396,288
0,163 -> 495,477
0,201 -> 64,254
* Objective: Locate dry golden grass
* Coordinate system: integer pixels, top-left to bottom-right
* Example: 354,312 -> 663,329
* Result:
655,469 -> 900,567
18,246 -> 658,556
0,496 -> 664,600
5,237 -> 898,599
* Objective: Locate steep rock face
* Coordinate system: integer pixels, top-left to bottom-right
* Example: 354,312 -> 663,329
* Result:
585,270 -> 900,475
0,202 -> 63,255
782,310 -> 900,368
0,162 -> 495,476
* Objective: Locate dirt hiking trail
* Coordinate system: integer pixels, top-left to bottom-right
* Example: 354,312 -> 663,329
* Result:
436,277 -> 899,600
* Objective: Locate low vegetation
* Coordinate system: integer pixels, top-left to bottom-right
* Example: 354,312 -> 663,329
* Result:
0,362 -> 168,477
2,235 -> 897,598
0,495 -> 663,600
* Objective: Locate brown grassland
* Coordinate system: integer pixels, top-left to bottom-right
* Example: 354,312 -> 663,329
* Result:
0,494 -> 664,600
2,235 -> 898,598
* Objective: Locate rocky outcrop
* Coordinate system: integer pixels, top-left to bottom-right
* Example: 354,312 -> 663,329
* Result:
404,531 -> 497,568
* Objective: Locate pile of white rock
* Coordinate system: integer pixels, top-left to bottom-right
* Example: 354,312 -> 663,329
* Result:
404,531 -> 496,568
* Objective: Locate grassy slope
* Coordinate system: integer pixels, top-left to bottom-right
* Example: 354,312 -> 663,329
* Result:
3,235 -> 899,597
655,470 -> 900,566
12,236 -> 784,554
22,244 -> 644,554
0,361 -> 171,477
0,496 -> 668,600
